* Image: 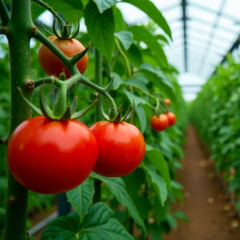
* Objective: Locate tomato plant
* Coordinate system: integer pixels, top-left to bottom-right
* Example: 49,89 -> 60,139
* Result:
90,121 -> 145,177
38,36 -> 88,78
7,116 -> 97,194
0,0 -> 188,239
165,112 -> 176,126
150,114 -> 169,131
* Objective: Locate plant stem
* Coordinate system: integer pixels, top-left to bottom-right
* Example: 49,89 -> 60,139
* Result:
0,0 -> 10,25
31,0 -> 65,24
93,49 -> 103,203
4,0 -> 34,239
115,38 -> 132,78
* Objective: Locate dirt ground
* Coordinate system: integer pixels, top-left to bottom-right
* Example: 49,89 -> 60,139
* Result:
164,125 -> 240,240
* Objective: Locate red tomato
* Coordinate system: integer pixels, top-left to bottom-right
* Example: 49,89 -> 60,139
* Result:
38,36 -> 88,78
150,114 -> 169,131
7,116 -> 97,194
90,121 -> 145,177
166,112 -> 176,126
164,99 -> 171,105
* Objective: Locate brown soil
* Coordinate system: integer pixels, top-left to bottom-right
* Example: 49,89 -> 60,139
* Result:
164,125 -> 240,240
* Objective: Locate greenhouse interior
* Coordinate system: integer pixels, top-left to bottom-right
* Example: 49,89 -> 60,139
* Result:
0,0 -> 240,239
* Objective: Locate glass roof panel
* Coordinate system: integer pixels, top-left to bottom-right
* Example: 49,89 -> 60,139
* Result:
188,6 -> 216,23
188,0 -> 222,11
162,7 -> 181,22
188,20 -> 212,33
223,0 -> 240,19
188,30 -> 210,42
218,18 -> 240,33
151,0 -> 180,10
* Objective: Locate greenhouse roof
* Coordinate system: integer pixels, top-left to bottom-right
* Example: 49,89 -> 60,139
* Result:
117,0 -> 240,100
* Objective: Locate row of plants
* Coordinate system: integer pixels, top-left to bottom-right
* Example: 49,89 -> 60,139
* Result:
0,0 -> 188,239
191,54 -> 240,210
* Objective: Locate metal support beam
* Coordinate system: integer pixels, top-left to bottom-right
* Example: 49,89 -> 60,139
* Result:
198,0 -> 227,75
182,0 -> 188,72
211,35 -> 240,76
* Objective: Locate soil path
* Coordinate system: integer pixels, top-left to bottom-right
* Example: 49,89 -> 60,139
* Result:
164,125 -> 240,240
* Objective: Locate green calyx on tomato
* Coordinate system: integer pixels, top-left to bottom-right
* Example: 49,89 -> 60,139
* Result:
90,121 -> 145,177
18,82 -> 97,121
52,18 -> 80,40
150,114 -> 169,131
101,99 -> 135,123
7,116 -> 98,194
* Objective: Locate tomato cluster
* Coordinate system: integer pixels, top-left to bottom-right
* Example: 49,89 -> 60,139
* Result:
150,112 -> 176,131
7,117 -> 145,194
7,35 -> 146,194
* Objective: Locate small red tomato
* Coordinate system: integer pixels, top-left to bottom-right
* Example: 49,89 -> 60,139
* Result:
38,36 -> 88,78
7,116 -> 97,194
164,99 -> 171,105
150,114 -> 169,131
90,121 -> 145,177
166,112 -> 176,126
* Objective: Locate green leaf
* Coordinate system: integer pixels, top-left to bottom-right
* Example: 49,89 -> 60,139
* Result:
139,63 -> 176,102
41,203 -> 134,240
125,73 -> 149,92
171,180 -> 183,190
123,0 -> 172,39
135,104 -> 147,133
91,173 -> 146,234
145,145 -> 171,189
66,178 -> 94,221
166,213 -> 177,229
173,211 -> 189,222
93,0 -> 117,13
115,31 -> 133,50
122,89 -> 149,106
80,203 -> 134,240
155,34 -> 169,44
85,1 -> 115,61
127,44 -> 143,67
114,6 -> 126,32
111,72 -> 124,90
129,25 -> 168,67
41,212 -> 80,240
142,165 -> 168,205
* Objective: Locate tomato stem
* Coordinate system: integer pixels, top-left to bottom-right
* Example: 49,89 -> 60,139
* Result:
0,0 -> 10,26
4,0 -> 34,239
31,0 -> 65,25
93,48 -> 103,203
115,38 -> 132,78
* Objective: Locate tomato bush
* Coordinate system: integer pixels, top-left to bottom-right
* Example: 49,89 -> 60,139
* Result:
7,116 -> 97,194
150,114 -> 169,131
90,121 -> 145,177
191,55 -> 240,210
38,36 -> 88,78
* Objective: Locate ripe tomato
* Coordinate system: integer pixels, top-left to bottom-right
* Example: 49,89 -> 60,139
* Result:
38,36 -> 88,78
7,116 -> 97,194
150,114 -> 169,131
90,121 -> 145,177
166,112 -> 176,126
164,99 -> 171,105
